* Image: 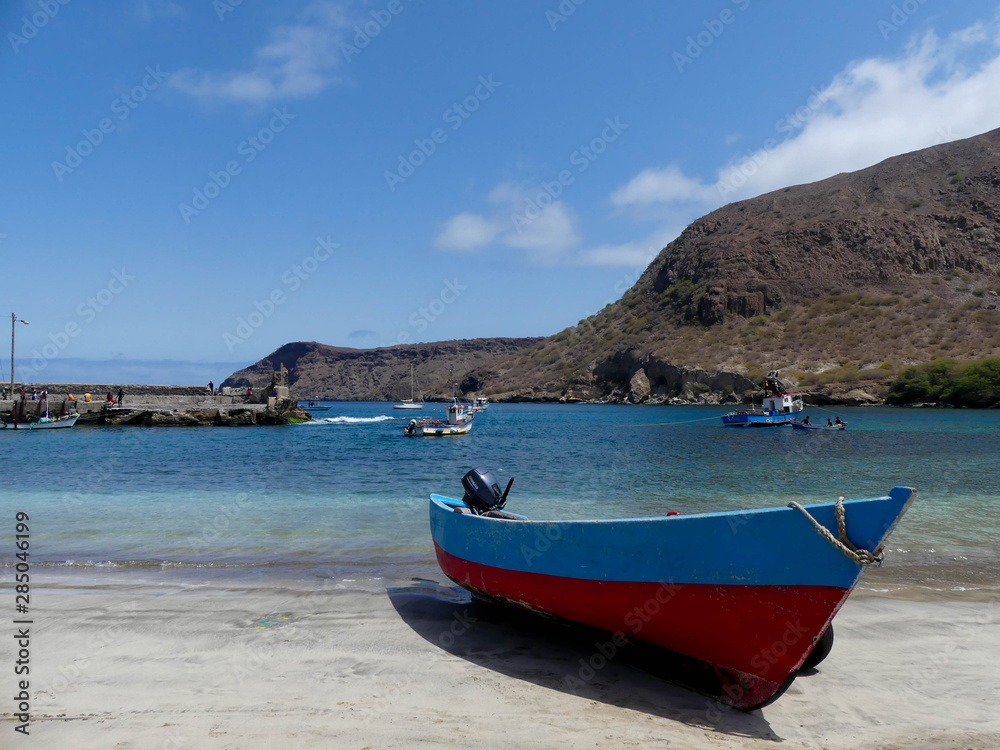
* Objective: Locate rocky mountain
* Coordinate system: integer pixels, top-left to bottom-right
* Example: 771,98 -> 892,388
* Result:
222,338 -> 540,401
472,127 -> 1000,402
228,128 -> 1000,404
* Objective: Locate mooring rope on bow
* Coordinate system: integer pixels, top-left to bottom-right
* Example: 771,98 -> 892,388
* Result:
788,497 -> 884,565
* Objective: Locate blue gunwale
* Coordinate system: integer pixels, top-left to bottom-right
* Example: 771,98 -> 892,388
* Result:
430,487 -> 915,590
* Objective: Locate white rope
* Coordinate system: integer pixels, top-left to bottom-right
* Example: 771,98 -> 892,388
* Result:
788,497 -> 884,566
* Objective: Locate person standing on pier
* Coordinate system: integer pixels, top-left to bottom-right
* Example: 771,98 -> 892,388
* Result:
117,388 -> 124,406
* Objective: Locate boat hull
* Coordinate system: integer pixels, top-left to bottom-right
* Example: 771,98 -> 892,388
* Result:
406,420 -> 472,436
429,487 -> 914,709
721,413 -> 797,427
393,402 -> 424,410
792,422 -> 845,431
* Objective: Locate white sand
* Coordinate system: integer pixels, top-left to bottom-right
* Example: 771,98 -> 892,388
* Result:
4,577 -> 999,749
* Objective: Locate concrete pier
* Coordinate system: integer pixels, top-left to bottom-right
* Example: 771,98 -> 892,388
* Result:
1,382 -> 309,426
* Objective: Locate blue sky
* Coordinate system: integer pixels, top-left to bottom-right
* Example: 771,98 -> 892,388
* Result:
3,0 -> 1000,385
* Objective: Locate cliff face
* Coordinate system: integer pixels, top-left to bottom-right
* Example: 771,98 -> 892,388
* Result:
228,129 -> 1000,404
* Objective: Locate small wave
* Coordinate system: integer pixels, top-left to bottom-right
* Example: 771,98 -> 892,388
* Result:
303,415 -> 396,425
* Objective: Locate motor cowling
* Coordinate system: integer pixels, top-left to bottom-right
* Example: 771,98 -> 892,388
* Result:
461,467 -> 509,515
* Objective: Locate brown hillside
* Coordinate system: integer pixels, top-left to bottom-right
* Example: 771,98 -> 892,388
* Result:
482,127 -> 1000,400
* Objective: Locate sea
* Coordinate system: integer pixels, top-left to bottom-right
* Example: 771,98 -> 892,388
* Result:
3,403 -> 999,595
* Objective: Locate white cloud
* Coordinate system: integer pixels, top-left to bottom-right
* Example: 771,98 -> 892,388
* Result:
576,228 -> 681,268
610,164 -> 716,207
614,21 -> 1000,213
170,1 -> 351,104
434,183 -> 582,263
434,213 -> 500,251
504,202 -> 581,261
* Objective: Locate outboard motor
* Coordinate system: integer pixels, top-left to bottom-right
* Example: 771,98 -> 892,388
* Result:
461,467 -> 514,515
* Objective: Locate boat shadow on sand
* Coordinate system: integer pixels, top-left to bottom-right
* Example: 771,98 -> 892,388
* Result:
388,579 -> 785,742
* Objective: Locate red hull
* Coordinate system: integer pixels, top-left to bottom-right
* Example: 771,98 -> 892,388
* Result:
435,543 -> 848,708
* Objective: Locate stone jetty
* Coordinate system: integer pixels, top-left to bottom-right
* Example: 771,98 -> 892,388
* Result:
2,368 -> 310,426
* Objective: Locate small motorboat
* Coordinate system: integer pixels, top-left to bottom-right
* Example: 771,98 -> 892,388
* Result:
301,402 -> 332,412
429,468 -> 914,709
404,403 -> 472,436
792,420 -> 846,431
471,396 -> 489,411
2,413 -> 79,430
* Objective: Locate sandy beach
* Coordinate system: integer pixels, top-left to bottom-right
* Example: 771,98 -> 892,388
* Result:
4,574 -> 998,750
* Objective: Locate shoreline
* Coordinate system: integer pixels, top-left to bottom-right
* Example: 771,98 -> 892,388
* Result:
4,573 -> 998,749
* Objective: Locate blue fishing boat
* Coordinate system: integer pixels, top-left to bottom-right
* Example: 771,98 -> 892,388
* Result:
721,392 -> 803,427
722,370 -> 803,427
430,468 -> 914,709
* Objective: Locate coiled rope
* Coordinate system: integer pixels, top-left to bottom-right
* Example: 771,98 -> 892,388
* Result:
788,497 -> 884,566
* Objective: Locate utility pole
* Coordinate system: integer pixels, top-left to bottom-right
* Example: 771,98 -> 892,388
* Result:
11,313 -> 29,400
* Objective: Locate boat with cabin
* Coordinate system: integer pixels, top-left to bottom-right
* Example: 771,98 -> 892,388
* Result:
404,402 -> 472,436
722,370 -> 803,426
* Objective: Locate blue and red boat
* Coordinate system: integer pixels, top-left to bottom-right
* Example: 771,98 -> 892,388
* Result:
429,469 -> 915,709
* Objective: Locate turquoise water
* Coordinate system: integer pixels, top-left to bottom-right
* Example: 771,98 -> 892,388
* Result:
2,404 -> 998,591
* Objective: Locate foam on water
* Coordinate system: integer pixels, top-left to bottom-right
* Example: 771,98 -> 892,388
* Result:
302,415 -> 397,425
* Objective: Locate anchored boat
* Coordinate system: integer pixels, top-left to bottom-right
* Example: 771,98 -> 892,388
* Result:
404,403 -> 472,436
722,370 -> 803,427
393,364 -> 424,410
429,468 -> 914,709
721,392 -> 803,427
1,412 -> 79,430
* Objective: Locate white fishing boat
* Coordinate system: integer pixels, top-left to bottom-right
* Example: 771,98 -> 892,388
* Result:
472,396 -> 489,411
403,403 -> 472,436
393,364 -> 424,410
2,413 -> 80,430
403,383 -> 472,436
